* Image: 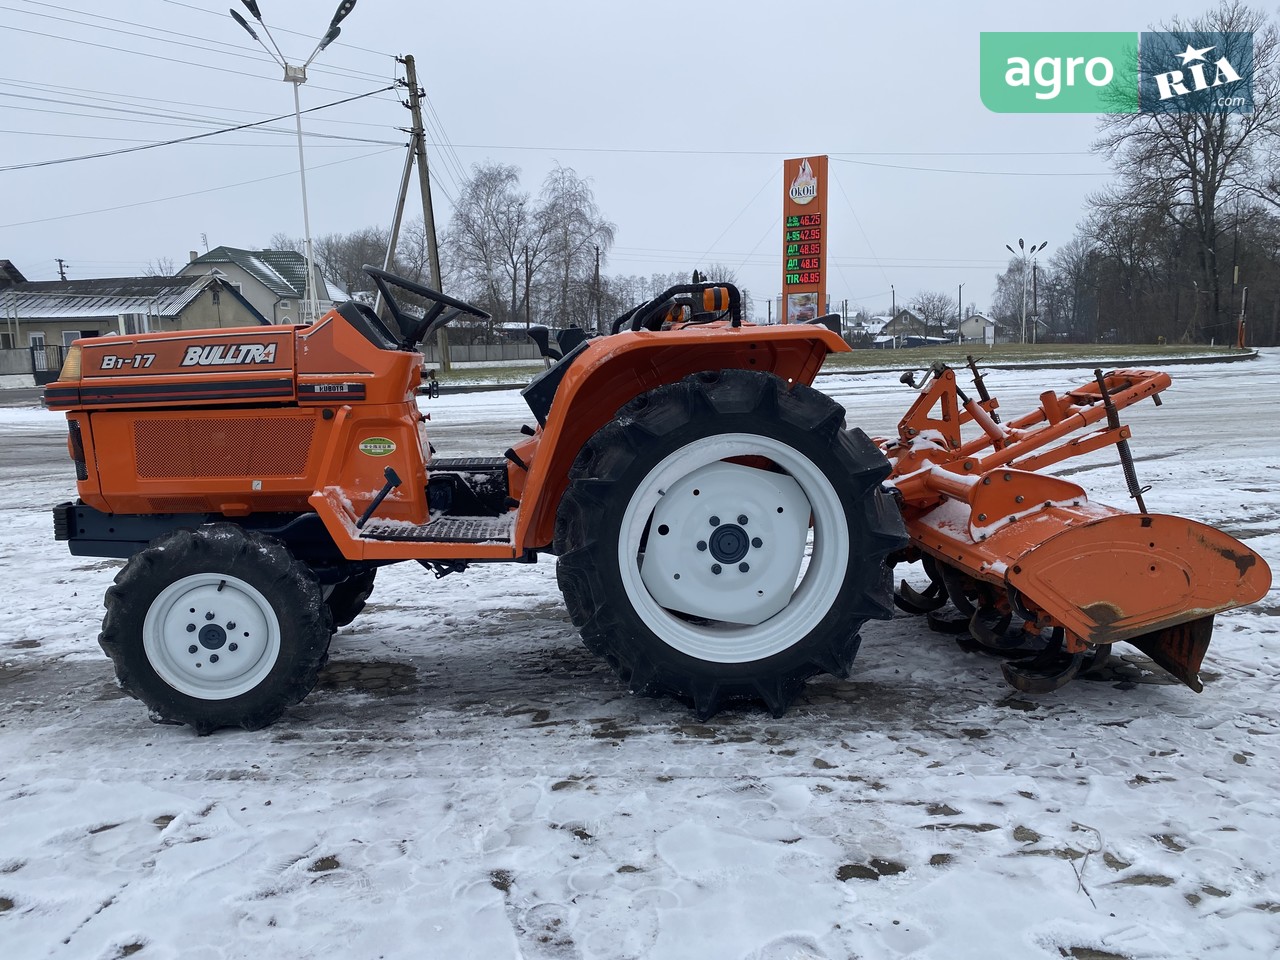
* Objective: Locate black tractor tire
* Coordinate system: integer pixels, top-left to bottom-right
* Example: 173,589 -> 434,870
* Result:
554,370 -> 906,720
326,569 -> 377,628
100,523 -> 333,735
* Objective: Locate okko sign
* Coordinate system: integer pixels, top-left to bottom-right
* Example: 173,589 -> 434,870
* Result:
980,31 -> 1253,114
782,156 -> 828,325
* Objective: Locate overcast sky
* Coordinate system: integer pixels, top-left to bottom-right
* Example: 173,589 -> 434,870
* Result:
0,0 -> 1236,316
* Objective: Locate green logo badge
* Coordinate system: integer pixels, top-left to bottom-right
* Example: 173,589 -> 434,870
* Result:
980,32 -> 1139,113
358,437 -> 396,457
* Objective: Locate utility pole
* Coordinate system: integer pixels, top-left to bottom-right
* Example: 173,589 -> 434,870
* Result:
56,258 -> 68,281
1032,262 -> 1039,344
401,54 -> 450,373
957,282 -> 964,342
593,244 -> 601,333
377,143 -> 415,320
1237,285 -> 1249,349
523,246 -> 532,330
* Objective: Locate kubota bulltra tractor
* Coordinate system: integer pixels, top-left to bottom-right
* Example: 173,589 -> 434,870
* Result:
44,267 -> 1272,733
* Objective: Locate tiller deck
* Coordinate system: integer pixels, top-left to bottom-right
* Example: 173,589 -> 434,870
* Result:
884,360 -> 1271,694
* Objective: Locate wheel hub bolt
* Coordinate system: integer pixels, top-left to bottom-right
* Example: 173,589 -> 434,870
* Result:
188,645 -> 198,655
738,515 -> 748,525
229,643 -> 238,652
709,515 -> 721,526
209,654 -> 219,664
186,623 -> 196,633
711,564 -> 722,575
205,612 -> 215,621
752,537 -> 763,549
696,541 -> 707,551
739,562 -> 750,573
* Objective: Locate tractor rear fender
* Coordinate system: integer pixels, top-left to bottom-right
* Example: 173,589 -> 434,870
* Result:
513,325 -> 849,550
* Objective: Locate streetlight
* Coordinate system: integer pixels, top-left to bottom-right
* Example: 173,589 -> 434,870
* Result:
230,0 -> 358,324
1004,237 -> 1047,344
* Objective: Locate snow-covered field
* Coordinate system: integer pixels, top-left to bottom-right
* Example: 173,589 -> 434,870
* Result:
1,355 -> 1277,960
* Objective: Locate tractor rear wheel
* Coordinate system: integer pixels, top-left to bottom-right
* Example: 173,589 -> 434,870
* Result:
100,524 -> 332,734
555,370 -> 905,719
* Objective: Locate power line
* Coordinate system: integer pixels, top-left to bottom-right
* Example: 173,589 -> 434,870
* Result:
0,128 -> 403,148
0,76 -> 402,133
831,157 -> 1109,177
0,86 -> 395,172
831,166 -> 892,289
693,166 -> 777,269
156,0 -> 401,61
4,24 -> 370,98
0,147 -> 402,228
420,142 -> 1096,159
9,0 -> 396,86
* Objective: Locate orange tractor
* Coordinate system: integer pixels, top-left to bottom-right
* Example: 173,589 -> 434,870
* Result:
45,268 -> 1271,733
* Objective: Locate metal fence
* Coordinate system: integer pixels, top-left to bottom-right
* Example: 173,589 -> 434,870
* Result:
417,343 -> 541,365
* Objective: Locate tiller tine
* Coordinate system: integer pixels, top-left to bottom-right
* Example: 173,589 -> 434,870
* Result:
1082,643 -> 1113,675
968,608 -> 1054,657
926,608 -> 973,635
1000,630 -> 1085,694
895,578 -> 947,615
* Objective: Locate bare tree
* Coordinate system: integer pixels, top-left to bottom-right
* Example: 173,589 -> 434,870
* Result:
1093,2 -> 1280,338
312,227 -> 392,299
1048,237 -> 1101,342
442,162 -> 618,332
268,232 -> 303,253
910,290 -> 957,338
443,163 -> 542,331
540,165 -> 616,327
143,257 -> 176,277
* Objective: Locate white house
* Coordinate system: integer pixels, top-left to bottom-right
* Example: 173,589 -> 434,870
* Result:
958,312 -> 999,345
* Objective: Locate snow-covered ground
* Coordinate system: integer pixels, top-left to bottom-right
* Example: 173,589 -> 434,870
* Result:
1,355 -> 1277,960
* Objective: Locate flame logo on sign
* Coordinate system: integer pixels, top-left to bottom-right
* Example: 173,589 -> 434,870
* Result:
789,159 -> 818,205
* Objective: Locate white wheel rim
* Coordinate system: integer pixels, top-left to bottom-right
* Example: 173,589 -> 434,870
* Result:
143,573 -> 282,700
618,433 -> 850,663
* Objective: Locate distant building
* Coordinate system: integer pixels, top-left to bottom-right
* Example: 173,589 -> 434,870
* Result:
846,314 -> 889,338
880,308 -> 929,344
0,265 -> 267,383
180,246 -> 335,325
958,312 -> 999,345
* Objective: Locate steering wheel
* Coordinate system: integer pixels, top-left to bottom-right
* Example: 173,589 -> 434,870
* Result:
363,264 -> 490,349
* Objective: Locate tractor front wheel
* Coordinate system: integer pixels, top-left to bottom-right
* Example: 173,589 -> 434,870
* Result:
100,524 -> 332,734
325,569 -> 378,628
555,370 -> 905,719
